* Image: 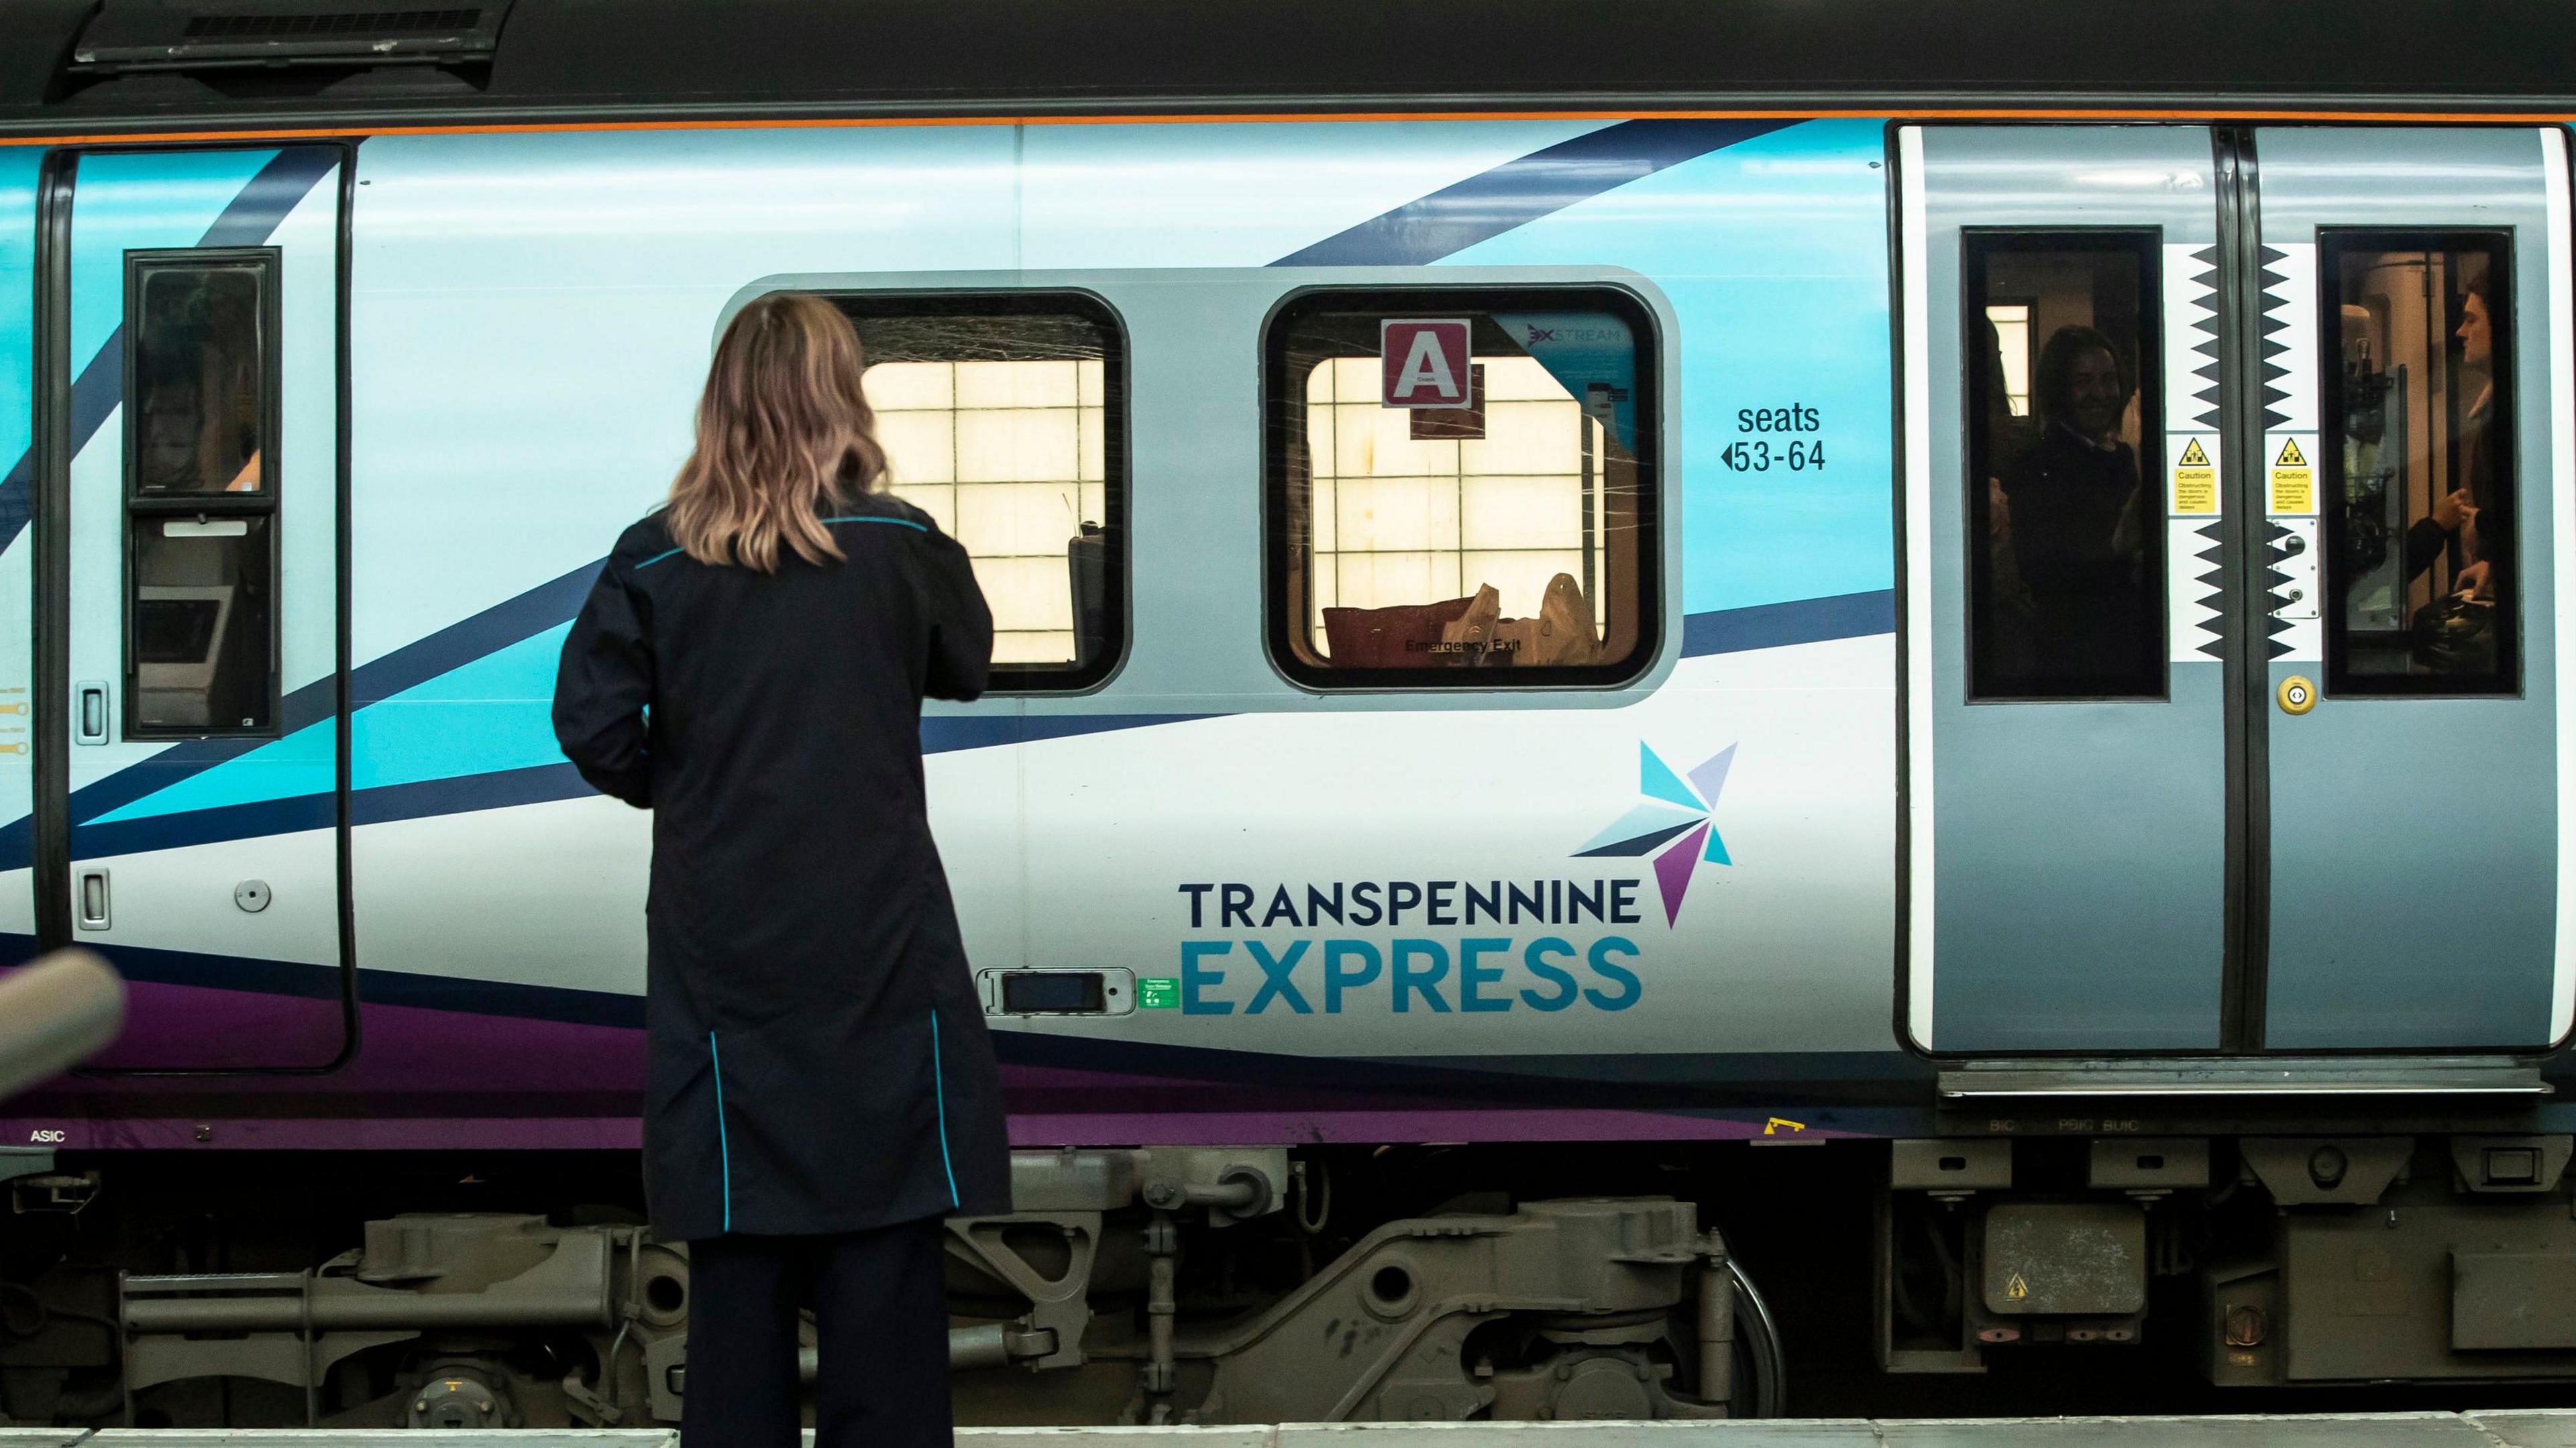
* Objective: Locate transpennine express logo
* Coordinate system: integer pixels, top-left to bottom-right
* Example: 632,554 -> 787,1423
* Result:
1148,740 -> 1733,1016
1573,742 -> 1735,926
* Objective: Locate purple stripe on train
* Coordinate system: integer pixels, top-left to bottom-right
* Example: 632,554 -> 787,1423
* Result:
0,1109 -> 1851,1153
6,980 -> 1857,1149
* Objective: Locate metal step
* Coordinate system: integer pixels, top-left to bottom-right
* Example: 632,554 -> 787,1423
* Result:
1937,1056 -> 2551,1099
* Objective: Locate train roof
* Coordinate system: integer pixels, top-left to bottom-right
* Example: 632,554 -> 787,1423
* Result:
1,0 -> 2574,141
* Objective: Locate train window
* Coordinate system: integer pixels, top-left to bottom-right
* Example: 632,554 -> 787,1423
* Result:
1265,289 -> 1659,688
2320,231 -> 2516,695
127,252 -> 275,496
1964,231 -> 2165,701
123,249 -> 281,738
839,294 -> 1124,689
130,518 -> 275,733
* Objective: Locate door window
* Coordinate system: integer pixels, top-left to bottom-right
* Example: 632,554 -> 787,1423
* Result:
123,249 -> 280,736
2320,231 -> 2516,694
1963,231 -> 2165,701
129,254 -> 272,495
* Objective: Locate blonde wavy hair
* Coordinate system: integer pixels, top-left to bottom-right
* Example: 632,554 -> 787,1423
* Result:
665,292 -> 889,571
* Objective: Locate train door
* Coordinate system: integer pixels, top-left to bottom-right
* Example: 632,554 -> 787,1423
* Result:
2252,128 -> 2570,1050
43,147 -> 350,1069
1901,127 -> 2230,1053
1898,125 -> 2575,1057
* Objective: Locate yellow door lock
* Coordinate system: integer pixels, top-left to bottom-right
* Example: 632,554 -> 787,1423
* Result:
2277,675 -> 2317,715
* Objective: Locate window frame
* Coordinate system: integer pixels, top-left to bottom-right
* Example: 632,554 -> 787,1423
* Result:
1958,226 -> 2169,704
824,288 -> 1131,695
1260,284 -> 1664,693
120,245 -> 284,740
2316,226 -> 2520,700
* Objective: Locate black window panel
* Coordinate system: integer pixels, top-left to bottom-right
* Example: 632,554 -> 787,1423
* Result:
127,251 -> 277,498
1964,230 -> 2166,701
829,292 -> 1127,693
998,970 -> 1107,1014
2320,229 -> 2517,695
1264,287 -> 1661,689
129,516 -> 275,734
71,0 -> 510,73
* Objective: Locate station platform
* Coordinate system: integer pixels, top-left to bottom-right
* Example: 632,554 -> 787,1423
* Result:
5,1418 -> 2574,1446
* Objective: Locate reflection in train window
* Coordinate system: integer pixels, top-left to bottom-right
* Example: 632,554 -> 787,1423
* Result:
838,296 -> 1124,689
2322,231 -> 2516,695
130,518 -> 274,733
123,249 -> 281,738
1986,301 -> 2035,417
1964,231 -> 2165,700
1266,291 -> 1659,688
128,252 -> 274,496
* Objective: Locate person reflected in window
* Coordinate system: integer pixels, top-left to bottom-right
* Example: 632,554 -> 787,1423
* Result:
553,292 -> 1007,1448
1991,325 -> 2153,689
1980,317 -> 2038,679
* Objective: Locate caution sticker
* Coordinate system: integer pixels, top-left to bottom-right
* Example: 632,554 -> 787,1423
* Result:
2269,433 -> 2317,515
2170,434 -> 2218,516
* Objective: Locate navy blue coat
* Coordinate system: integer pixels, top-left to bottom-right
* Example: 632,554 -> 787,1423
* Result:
551,494 -> 1011,1241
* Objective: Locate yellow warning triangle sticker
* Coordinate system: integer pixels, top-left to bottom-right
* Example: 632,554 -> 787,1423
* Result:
2178,439 -> 2209,466
2275,437 -> 2307,467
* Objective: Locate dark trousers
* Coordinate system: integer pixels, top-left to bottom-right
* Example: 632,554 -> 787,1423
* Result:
682,1218 -> 953,1448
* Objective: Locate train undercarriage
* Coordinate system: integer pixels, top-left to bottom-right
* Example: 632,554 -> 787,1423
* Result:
5,1131 -> 2575,1428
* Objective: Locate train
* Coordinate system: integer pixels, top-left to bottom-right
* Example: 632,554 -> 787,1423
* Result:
4,0 -> 2576,1429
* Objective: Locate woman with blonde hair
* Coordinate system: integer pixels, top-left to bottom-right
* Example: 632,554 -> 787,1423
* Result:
553,290 -> 1006,1447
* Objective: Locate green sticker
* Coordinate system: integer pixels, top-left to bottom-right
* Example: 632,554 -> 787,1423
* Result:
1137,977 -> 1181,1010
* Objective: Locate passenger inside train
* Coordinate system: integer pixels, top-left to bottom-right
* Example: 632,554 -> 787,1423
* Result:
2328,237 -> 2515,688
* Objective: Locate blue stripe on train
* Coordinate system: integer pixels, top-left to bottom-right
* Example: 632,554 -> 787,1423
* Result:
1680,590 -> 1895,655
15,579 -> 1896,860
1272,118 -> 1797,268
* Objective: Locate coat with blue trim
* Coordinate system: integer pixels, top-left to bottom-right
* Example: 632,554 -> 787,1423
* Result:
551,497 -> 1012,1241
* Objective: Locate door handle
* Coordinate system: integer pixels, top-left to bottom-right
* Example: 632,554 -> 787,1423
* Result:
74,867 -> 110,932
74,681 -> 109,745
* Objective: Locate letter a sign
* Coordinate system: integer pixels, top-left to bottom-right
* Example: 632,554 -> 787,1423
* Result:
1381,319 -> 1472,408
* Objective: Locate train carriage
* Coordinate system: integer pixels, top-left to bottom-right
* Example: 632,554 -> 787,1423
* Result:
2,0 -> 2576,1428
